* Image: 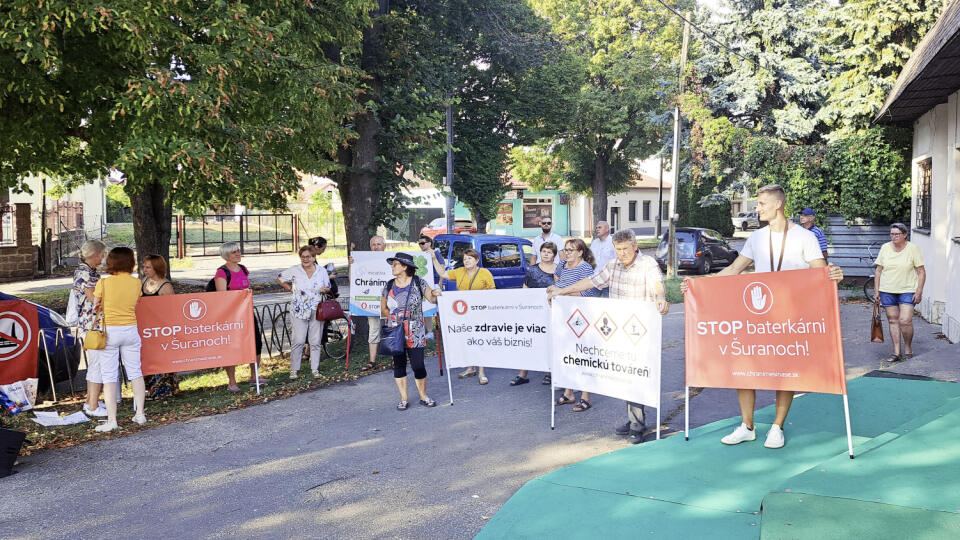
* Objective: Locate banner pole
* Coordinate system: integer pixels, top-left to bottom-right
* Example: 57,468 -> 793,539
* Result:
685,386 -> 690,441
446,361 -> 454,405
656,405 -> 661,441
434,317 -> 443,376
254,362 -> 261,395
40,329 -> 57,403
344,315 -> 352,371
843,393 -> 854,459
551,380 -> 556,430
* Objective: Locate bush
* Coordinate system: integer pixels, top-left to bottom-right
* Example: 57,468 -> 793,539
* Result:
677,179 -> 734,236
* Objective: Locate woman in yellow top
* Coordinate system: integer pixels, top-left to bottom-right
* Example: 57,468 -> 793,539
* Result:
431,247 -> 496,384
92,247 -> 147,432
873,222 -> 925,362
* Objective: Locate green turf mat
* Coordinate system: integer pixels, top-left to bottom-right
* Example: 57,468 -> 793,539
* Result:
760,492 -> 960,539
771,405 -> 960,513
477,478 -> 760,540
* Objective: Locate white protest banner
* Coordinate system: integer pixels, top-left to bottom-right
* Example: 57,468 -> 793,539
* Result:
551,296 -> 662,408
349,251 -> 437,317
437,289 -> 551,371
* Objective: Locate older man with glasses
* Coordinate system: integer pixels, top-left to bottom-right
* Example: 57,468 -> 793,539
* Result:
532,217 -> 564,263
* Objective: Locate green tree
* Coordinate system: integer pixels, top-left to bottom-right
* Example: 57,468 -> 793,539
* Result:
512,0 -> 691,224
819,0 -> 943,136
0,1 -> 368,267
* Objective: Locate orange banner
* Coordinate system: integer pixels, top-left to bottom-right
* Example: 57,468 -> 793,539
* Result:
684,268 -> 846,394
136,290 -> 256,376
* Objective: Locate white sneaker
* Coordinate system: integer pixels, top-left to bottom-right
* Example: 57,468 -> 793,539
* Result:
94,420 -> 118,432
132,413 -> 147,425
764,424 -> 785,449
721,423 -> 756,445
83,403 -> 108,417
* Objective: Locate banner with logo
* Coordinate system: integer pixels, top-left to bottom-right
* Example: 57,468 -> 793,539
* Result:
550,296 -> 662,407
684,267 -> 846,394
437,289 -> 551,371
0,300 -> 39,385
349,251 -> 437,317
136,290 -> 256,375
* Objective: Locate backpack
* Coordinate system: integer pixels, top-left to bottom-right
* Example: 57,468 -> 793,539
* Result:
206,264 -> 249,292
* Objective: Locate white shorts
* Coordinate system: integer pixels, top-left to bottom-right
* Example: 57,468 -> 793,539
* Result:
98,325 -> 143,382
368,316 -> 381,344
85,347 -> 104,384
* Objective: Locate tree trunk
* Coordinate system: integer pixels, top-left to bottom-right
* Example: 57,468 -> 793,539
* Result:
334,0 -> 387,253
128,181 -> 173,278
475,215 -> 489,234
591,154 -> 609,226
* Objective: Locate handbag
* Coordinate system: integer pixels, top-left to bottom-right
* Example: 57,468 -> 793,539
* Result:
84,279 -> 107,350
378,279 -> 418,356
871,299 -> 885,343
316,297 -> 346,321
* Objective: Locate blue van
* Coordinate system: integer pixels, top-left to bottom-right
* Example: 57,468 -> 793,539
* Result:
432,234 -> 534,290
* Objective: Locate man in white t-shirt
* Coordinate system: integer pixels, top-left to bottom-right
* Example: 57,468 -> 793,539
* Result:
531,217 -> 564,263
591,221 -> 616,271
681,184 -> 843,449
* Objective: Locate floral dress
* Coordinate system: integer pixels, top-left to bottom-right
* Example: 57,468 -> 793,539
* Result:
381,277 -> 430,349
277,263 -> 331,320
72,262 -> 100,332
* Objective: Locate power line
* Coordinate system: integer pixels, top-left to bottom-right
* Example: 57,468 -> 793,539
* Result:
652,0 -> 755,66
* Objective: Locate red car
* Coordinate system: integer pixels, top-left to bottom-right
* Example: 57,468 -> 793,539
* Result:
420,217 -> 477,238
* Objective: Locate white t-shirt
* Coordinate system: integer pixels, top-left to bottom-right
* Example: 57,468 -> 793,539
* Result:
741,223 -> 823,272
532,232 -> 564,262
591,235 -> 616,272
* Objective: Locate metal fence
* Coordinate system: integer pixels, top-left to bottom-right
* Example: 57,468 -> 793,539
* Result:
171,214 -> 296,258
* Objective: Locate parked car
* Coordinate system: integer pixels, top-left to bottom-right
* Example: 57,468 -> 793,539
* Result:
655,227 -> 738,275
732,211 -> 760,231
420,218 -> 477,238
432,234 -> 533,289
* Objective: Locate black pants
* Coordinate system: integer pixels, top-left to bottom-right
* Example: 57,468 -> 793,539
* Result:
393,347 -> 426,379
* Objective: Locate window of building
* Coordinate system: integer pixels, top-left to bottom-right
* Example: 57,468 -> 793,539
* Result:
662,202 -> 670,221
642,201 -> 651,221
916,158 -> 932,230
629,201 -> 637,222
522,197 -> 553,228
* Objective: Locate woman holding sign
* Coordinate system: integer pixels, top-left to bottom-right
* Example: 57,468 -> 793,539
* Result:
381,253 -> 442,410
511,242 -> 558,386
431,248 -> 496,384
555,238 -> 601,412
873,222 -> 925,362
276,246 -> 333,379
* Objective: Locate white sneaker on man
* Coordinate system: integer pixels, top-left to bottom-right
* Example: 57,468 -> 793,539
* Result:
721,423 -> 756,445
764,424 -> 785,449
82,403 -> 108,417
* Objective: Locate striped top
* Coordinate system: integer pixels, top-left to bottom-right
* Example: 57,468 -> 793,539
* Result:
556,260 -> 601,297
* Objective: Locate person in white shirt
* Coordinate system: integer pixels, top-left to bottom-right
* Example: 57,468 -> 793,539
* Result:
681,184 -> 843,450
531,217 -> 564,263
276,246 -> 333,378
591,220 -> 616,271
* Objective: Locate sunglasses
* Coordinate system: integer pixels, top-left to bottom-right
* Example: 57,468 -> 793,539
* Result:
541,222 -> 552,225
418,241 -> 430,245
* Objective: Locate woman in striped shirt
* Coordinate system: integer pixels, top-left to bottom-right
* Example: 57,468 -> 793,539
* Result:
554,238 -> 600,412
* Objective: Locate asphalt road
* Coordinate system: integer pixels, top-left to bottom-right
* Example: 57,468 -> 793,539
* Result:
6,299 -> 953,540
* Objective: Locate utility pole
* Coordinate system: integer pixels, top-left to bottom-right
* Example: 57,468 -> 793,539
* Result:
668,13 -> 691,279
445,93 -> 456,235
656,157 -> 664,237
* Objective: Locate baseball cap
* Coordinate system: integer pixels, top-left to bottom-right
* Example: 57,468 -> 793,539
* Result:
800,208 -> 815,216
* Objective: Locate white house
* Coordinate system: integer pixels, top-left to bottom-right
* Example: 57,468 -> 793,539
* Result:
568,174 -> 672,237
876,0 -> 960,342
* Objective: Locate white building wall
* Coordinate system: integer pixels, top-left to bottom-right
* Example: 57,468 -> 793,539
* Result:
911,91 -> 960,342
7,175 -> 106,240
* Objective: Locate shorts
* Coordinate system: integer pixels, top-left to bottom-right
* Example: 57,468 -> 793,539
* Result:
879,291 -> 915,307
98,325 -> 144,382
368,316 -> 381,344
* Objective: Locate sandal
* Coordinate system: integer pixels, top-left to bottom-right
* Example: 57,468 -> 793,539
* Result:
885,354 -> 902,363
556,395 -> 575,406
479,376 -> 489,385
360,361 -> 377,372
573,399 -> 592,412
396,400 -> 409,410
541,374 -> 552,385
509,376 -> 529,386
902,353 -> 914,360
458,369 -> 478,379
419,398 -> 437,407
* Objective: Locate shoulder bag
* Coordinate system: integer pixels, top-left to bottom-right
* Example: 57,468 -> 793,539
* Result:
871,299 -> 885,343
84,280 -> 107,350
316,296 -> 346,321
377,279 -> 418,356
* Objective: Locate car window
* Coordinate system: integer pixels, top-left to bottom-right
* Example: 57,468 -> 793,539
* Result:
705,230 -> 724,243
434,239 -> 450,259
429,218 -> 445,228
675,231 -> 696,243
482,243 -> 523,268
521,244 -> 533,265
451,241 -> 471,268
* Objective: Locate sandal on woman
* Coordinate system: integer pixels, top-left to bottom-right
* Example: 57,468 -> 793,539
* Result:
556,395 -> 575,406
885,354 -> 902,363
901,352 -> 914,360
509,376 -> 529,386
360,361 -> 378,372
479,376 -> 489,385
541,374 -> 552,385
396,400 -> 409,410
419,398 -> 437,407
573,399 -> 592,412
458,368 -> 478,379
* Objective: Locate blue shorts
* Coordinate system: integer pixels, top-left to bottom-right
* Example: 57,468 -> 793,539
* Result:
879,292 -> 915,307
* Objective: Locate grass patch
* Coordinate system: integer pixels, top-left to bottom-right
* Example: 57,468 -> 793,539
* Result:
665,277 -> 684,304
8,332 -> 442,454
169,256 -> 195,270
104,223 -> 135,245
637,237 -> 660,249
20,288 -> 71,313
